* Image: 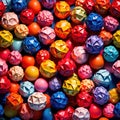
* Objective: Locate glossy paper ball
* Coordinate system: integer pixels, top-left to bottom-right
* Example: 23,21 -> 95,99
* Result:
71,25 -> 88,44
0,1 -> 6,17
55,20 -> 72,39
112,60 -> 120,78
8,51 -> 22,65
62,73 -> 81,96
71,6 -> 87,24
34,78 -> 48,92
0,30 -> 13,48
95,0 -> 110,15
9,82 -> 20,93
20,8 -> 35,25
7,93 -> 23,110
89,103 -> 102,119
71,46 -> 88,64
76,92 -> 93,108
54,1 -> 70,19
0,48 -> 10,61
86,12 -> 103,31
54,106 -> 74,120
103,45 -> 119,62
11,39 -> 23,52
89,54 -> 104,70
75,0 -> 95,13
110,0 -> 120,18
40,60 -> 57,78
104,16 -> 119,32
99,117 -> 109,120
80,79 -> 95,92
8,66 -> 24,82
93,69 -> 112,87
103,103 -> 115,118
99,30 -> 112,45
41,0 -> 56,9
14,24 -> 29,39
19,81 -> 35,97
10,117 -> 21,120
1,12 -> 19,30
36,50 -> 50,65
113,30 -> 120,48
50,40 -> 69,59
109,88 -> 120,104
85,35 -> 104,54
49,77 -> 62,91
11,0 -> 27,13
57,58 -> 76,77
25,66 -> 39,81
42,108 -> 53,120
0,76 -> 11,94
23,36 -> 41,55
28,92 -> 46,111
51,91 -> 68,109
114,102 -> 120,118
72,107 -> 90,120
78,64 -> 92,79
21,55 -> 35,69
93,86 -> 109,105
0,58 -> 8,76
38,26 -> 56,45
28,0 -> 41,15
28,22 -> 41,36
37,10 -> 53,27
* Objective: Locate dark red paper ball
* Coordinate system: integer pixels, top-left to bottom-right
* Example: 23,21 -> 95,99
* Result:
76,92 -> 93,108
0,2 -> 6,17
110,0 -> 120,17
57,58 -> 76,77
54,106 -> 74,120
20,8 -> 35,25
71,25 -> 88,44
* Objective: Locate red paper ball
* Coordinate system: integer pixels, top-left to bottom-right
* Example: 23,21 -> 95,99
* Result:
0,1 -> 6,17
89,103 -> 102,119
57,58 -> 76,77
0,76 -> 11,94
54,106 -> 74,120
76,92 -> 93,108
71,25 -> 88,44
9,82 -> 20,93
110,0 -> 120,17
36,50 -> 50,65
0,48 -> 10,61
20,8 -> 35,25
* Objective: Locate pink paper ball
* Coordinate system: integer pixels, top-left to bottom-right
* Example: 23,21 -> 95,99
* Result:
34,78 -> 48,92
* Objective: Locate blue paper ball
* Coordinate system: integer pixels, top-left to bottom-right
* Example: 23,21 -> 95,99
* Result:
86,12 -> 104,31
85,35 -> 104,54
42,108 -> 53,120
93,69 -> 112,87
19,81 -> 35,97
23,36 -> 41,55
10,117 -> 21,120
11,39 -> 23,52
103,45 -> 119,62
114,102 -> 120,118
11,0 -> 27,12
51,91 -> 68,109
93,86 -> 109,105
0,104 -> 4,116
